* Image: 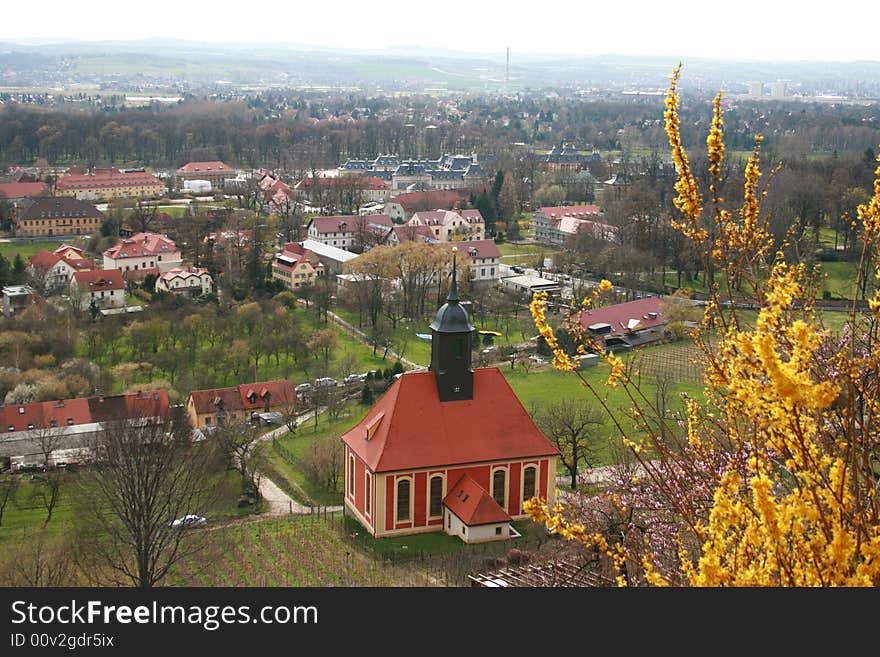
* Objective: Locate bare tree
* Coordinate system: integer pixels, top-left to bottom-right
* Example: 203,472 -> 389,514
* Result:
533,399 -> 604,491
75,418 -> 212,588
300,435 -> 343,493
30,470 -> 63,524
0,475 -> 20,527
1,529 -> 76,586
211,418 -> 263,499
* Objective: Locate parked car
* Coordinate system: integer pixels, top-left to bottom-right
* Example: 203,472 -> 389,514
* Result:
511,265 -> 525,274
295,382 -> 313,399
170,514 -> 207,529
314,377 -> 338,389
343,373 -> 366,385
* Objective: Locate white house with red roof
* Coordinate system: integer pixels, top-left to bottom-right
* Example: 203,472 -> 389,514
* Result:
460,239 -> 501,285
70,269 -> 126,309
27,247 -> 96,294
270,243 -> 325,290
533,204 -> 616,246
341,254 -> 559,541
102,232 -> 182,273
305,214 -> 394,252
407,209 -> 484,242
154,267 -> 213,297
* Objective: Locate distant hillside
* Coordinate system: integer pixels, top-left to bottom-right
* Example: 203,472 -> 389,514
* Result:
2,39 -> 880,97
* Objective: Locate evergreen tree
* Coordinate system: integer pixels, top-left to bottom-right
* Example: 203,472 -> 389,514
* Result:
0,254 -> 11,287
475,191 -> 496,235
12,253 -> 26,283
360,384 -> 374,406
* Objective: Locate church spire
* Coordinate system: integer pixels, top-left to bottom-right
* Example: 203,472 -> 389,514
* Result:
429,246 -> 474,402
447,247 -> 460,302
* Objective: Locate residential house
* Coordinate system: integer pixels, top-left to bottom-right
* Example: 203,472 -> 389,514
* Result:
102,232 -> 183,274
186,380 -> 297,431
460,239 -> 501,286
15,197 -> 104,238
154,267 -> 213,297
532,204 -> 616,246
55,167 -> 164,201
27,247 -> 96,294
407,209 -> 484,242
384,189 -> 472,222
271,243 -> 325,290
175,161 -> 235,191
71,269 -> 125,309
0,390 -> 170,465
305,214 -> 393,253
341,266 -> 559,541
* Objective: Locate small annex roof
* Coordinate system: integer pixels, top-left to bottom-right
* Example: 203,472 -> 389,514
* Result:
444,474 -> 511,526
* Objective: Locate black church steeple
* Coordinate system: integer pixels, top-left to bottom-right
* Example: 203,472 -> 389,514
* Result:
429,247 -> 474,401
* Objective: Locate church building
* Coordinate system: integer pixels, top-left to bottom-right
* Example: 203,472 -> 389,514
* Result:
341,249 -> 559,543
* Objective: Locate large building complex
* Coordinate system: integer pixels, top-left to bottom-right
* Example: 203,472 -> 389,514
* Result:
15,197 -> 104,238
55,167 -> 164,201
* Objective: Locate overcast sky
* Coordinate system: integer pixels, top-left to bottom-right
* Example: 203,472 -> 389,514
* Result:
2,1 -> 876,63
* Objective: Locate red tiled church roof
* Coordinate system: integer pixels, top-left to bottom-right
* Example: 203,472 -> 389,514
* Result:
444,474 -> 511,526
341,368 -> 559,473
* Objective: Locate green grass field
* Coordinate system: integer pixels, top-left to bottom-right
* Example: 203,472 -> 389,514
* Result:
0,239 -> 77,261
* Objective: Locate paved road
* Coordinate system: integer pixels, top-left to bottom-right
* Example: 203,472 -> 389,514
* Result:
252,406 -> 343,517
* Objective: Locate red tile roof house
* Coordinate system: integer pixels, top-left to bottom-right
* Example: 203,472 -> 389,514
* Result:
102,232 -> 183,274
186,380 -> 297,431
70,269 -> 126,309
459,239 -> 501,286
271,243 -> 325,290
384,189 -> 473,222
27,248 -> 96,294
532,204 -> 616,246
0,390 -> 170,467
577,295 -> 670,351
154,267 -> 214,297
305,214 -> 394,253
341,262 -> 559,542
408,209 -> 485,242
